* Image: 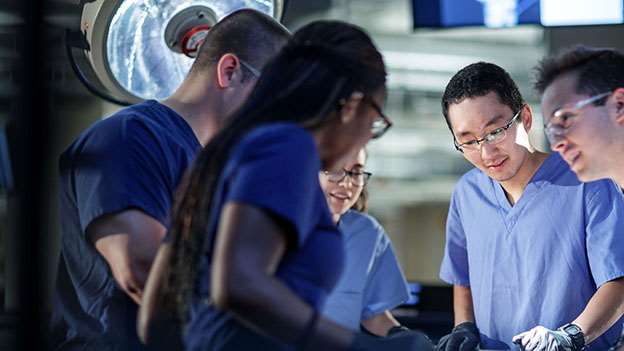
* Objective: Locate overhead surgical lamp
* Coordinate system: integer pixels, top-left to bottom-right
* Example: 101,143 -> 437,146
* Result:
67,1 -> 286,105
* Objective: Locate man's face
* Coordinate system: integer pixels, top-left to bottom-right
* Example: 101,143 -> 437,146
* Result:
541,72 -> 613,181
448,92 -> 529,182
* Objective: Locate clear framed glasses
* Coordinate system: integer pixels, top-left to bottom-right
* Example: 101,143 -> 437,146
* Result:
543,91 -> 611,145
454,106 -> 523,153
321,169 -> 372,186
368,99 -> 393,139
239,59 -> 261,78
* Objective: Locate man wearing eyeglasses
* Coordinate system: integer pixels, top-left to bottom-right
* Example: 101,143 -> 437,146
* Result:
436,62 -> 624,351
536,46 -> 624,188
525,45 -> 624,351
52,10 -> 290,351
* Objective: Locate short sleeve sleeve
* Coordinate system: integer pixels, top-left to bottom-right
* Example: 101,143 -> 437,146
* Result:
64,117 -> 174,233
361,226 -> 410,320
439,187 -> 470,286
584,179 -> 624,287
225,126 -> 322,247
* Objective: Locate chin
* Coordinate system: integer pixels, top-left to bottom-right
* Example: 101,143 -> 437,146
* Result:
574,166 -> 606,183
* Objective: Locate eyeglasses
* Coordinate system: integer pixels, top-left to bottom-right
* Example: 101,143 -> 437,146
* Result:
543,91 -> 611,145
239,59 -> 261,78
321,169 -> 372,186
368,99 -> 393,139
454,106 -> 524,153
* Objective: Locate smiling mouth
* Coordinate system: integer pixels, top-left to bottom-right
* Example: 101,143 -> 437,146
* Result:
486,158 -> 507,169
330,193 -> 350,201
565,152 -> 581,167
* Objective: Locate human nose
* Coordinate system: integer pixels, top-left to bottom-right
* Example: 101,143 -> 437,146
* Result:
544,125 -> 567,152
337,173 -> 353,187
479,140 -> 497,157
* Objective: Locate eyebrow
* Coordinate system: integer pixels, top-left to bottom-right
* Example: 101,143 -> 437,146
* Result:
456,115 -> 505,138
348,163 -> 365,170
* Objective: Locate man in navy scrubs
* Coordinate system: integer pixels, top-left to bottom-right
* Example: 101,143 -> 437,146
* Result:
51,9 -> 289,350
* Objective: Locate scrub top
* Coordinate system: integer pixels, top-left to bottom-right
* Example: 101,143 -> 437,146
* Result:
440,153 -> 624,350
185,123 -> 344,351
322,210 -> 410,331
53,100 -> 200,350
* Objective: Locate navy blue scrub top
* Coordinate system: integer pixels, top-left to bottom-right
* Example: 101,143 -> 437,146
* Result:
185,123 -> 344,350
53,100 -> 200,350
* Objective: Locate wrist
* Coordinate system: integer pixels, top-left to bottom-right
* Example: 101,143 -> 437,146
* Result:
386,325 -> 410,337
558,323 -> 585,351
454,321 -> 478,333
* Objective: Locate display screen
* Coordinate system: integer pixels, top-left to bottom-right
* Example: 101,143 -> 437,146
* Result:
412,0 -> 624,28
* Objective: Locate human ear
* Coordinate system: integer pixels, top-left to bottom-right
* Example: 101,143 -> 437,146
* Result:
612,88 -> 624,124
521,104 -> 533,132
216,53 -> 242,88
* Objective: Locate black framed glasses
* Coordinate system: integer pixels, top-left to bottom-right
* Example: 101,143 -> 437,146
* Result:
321,169 -> 372,186
369,99 -> 392,139
454,106 -> 523,153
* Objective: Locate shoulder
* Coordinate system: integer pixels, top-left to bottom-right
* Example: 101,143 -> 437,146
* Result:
340,210 -> 386,242
583,178 -> 623,205
241,123 -> 315,150
234,123 -> 318,164
452,168 -> 487,199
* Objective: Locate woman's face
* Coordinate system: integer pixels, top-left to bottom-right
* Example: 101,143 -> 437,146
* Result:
319,149 -> 367,218
321,87 -> 387,171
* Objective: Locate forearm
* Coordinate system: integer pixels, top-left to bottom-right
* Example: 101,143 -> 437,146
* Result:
137,243 -> 172,344
222,272 -> 354,349
572,278 -> 624,343
361,311 -> 400,336
453,285 -> 475,325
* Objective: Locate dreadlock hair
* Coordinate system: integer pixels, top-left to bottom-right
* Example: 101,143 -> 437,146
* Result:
163,20 -> 386,322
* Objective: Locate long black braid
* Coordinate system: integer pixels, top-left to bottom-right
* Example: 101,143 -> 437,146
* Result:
163,20 -> 387,323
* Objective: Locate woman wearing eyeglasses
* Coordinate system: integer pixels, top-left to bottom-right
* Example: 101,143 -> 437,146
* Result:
319,148 -> 413,338
320,149 -> 424,336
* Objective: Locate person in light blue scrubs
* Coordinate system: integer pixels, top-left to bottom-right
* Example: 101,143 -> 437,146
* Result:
319,148 -> 411,337
436,62 -> 624,351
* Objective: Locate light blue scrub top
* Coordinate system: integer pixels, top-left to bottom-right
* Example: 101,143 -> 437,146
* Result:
322,210 -> 410,331
440,153 -> 624,350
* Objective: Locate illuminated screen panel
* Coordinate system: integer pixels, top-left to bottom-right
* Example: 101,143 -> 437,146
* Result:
412,0 -> 624,28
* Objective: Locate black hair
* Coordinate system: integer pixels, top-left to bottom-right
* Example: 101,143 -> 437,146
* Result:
441,62 -> 525,134
164,20 -> 386,322
534,45 -> 624,102
189,9 -> 290,81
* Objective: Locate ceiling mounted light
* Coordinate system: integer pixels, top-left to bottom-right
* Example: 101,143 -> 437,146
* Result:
69,0 -> 285,105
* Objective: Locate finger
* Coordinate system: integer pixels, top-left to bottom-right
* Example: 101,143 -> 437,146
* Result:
513,332 -> 529,343
436,337 -> 447,351
525,330 -> 546,351
446,335 -> 465,351
458,337 -> 479,351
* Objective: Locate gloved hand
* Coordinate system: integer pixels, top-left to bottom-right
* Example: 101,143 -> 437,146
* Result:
350,330 -> 434,351
436,321 -> 480,351
512,326 -> 574,351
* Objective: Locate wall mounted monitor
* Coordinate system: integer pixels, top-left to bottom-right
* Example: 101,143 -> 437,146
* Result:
413,0 -> 624,28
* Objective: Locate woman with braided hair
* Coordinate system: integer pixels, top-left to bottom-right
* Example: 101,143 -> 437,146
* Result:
140,20 -> 434,351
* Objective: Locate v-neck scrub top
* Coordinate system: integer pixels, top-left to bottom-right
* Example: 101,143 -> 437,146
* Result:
440,153 -> 624,350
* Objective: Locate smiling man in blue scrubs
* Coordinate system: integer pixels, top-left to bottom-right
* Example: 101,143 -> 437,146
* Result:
436,62 -> 624,351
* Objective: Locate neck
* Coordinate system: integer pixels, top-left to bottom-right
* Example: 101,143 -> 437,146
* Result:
499,151 -> 549,205
332,213 -> 341,225
611,152 -> 624,189
161,75 -> 222,146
